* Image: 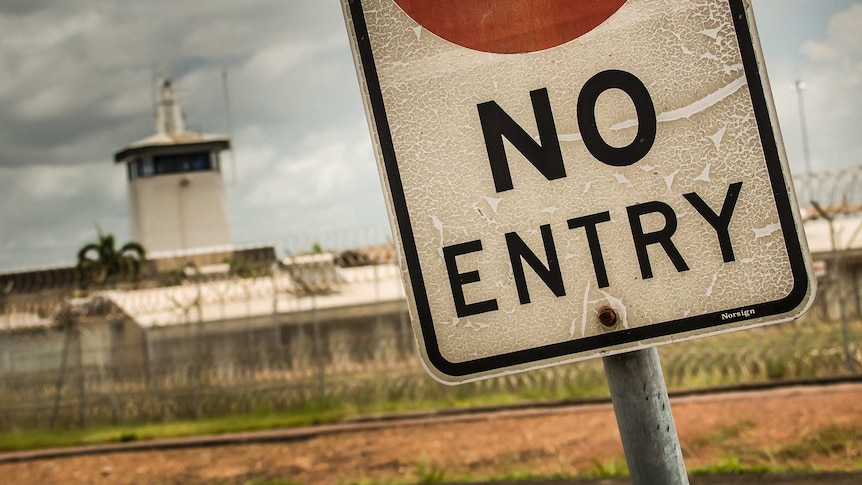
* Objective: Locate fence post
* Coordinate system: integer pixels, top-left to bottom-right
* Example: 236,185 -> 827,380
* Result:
399,306 -> 410,361
373,264 -> 384,363
272,264 -> 283,369
311,293 -> 326,398
193,315 -> 202,420
102,363 -> 123,425
75,323 -> 86,428
811,201 -> 857,374
50,315 -> 74,428
183,306 -> 202,421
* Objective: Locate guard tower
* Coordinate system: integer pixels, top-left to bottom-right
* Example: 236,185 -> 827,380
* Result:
114,80 -> 232,254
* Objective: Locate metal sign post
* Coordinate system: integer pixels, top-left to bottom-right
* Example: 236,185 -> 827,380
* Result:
604,348 -> 688,484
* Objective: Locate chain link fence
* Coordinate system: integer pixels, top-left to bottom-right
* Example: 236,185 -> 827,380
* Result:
0,232 -> 859,432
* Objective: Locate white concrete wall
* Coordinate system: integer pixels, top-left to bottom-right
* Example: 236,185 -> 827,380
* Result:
0,324 -> 111,374
128,171 -> 231,253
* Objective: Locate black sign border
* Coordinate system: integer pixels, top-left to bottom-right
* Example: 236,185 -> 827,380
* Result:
347,0 -> 810,378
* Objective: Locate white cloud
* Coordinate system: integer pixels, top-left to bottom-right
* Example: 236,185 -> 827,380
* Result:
243,123 -> 377,208
825,4 -> 862,54
802,4 -> 862,64
765,3 -> 862,174
243,35 -> 343,83
223,120 -> 387,247
801,42 -> 837,61
0,162 -> 128,269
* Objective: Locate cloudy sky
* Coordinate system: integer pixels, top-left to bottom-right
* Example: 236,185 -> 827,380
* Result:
0,0 -> 860,271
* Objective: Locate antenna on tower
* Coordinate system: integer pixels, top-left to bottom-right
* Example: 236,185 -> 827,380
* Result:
150,64 -> 167,121
151,64 -> 159,121
222,69 -> 238,186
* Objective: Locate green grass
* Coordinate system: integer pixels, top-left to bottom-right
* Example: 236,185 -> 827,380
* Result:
412,454 -> 449,484
294,463 -> 606,485
245,481 -> 303,485
688,419 -> 755,448
687,423 -> 862,476
775,424 -> 862,462
483,470 -> 579,482
584,458 -> 629,478
332,456 -> 456,485
0,386 -> 611,453
690,456 -> 779,475
0,398 -> 350,453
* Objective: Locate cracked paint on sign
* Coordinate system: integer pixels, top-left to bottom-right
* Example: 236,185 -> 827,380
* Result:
342,0 -> 814,383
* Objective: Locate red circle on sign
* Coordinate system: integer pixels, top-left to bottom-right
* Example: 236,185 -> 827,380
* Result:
393,0 -> 628,54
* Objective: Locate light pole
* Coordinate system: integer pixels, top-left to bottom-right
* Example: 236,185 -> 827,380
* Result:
794,80 -> 813,176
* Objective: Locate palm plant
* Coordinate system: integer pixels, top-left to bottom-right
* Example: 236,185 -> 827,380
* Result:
76,229 -> 146,289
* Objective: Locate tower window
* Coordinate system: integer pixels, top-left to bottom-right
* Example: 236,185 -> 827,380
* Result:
141,157 -> 154,176
128,152 -> 219,179
154,152 -> 212,174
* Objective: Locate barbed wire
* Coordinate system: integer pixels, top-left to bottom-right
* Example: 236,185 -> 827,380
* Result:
0,228 -> 858,430
794,166 -> 862,220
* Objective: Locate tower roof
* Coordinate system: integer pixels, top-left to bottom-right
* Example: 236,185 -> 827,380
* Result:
114,79 -> 230,164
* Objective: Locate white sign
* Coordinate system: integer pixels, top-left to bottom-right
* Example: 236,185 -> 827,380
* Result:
342,0 -> 815,383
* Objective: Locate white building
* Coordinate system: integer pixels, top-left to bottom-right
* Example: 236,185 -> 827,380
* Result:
113,80 -> 232,254
0,247 -> 411,377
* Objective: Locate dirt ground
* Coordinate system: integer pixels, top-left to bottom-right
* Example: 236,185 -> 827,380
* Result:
1,383 -> 861,484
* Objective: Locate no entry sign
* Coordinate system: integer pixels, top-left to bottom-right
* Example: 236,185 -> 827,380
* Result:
342,0 -> 815,383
